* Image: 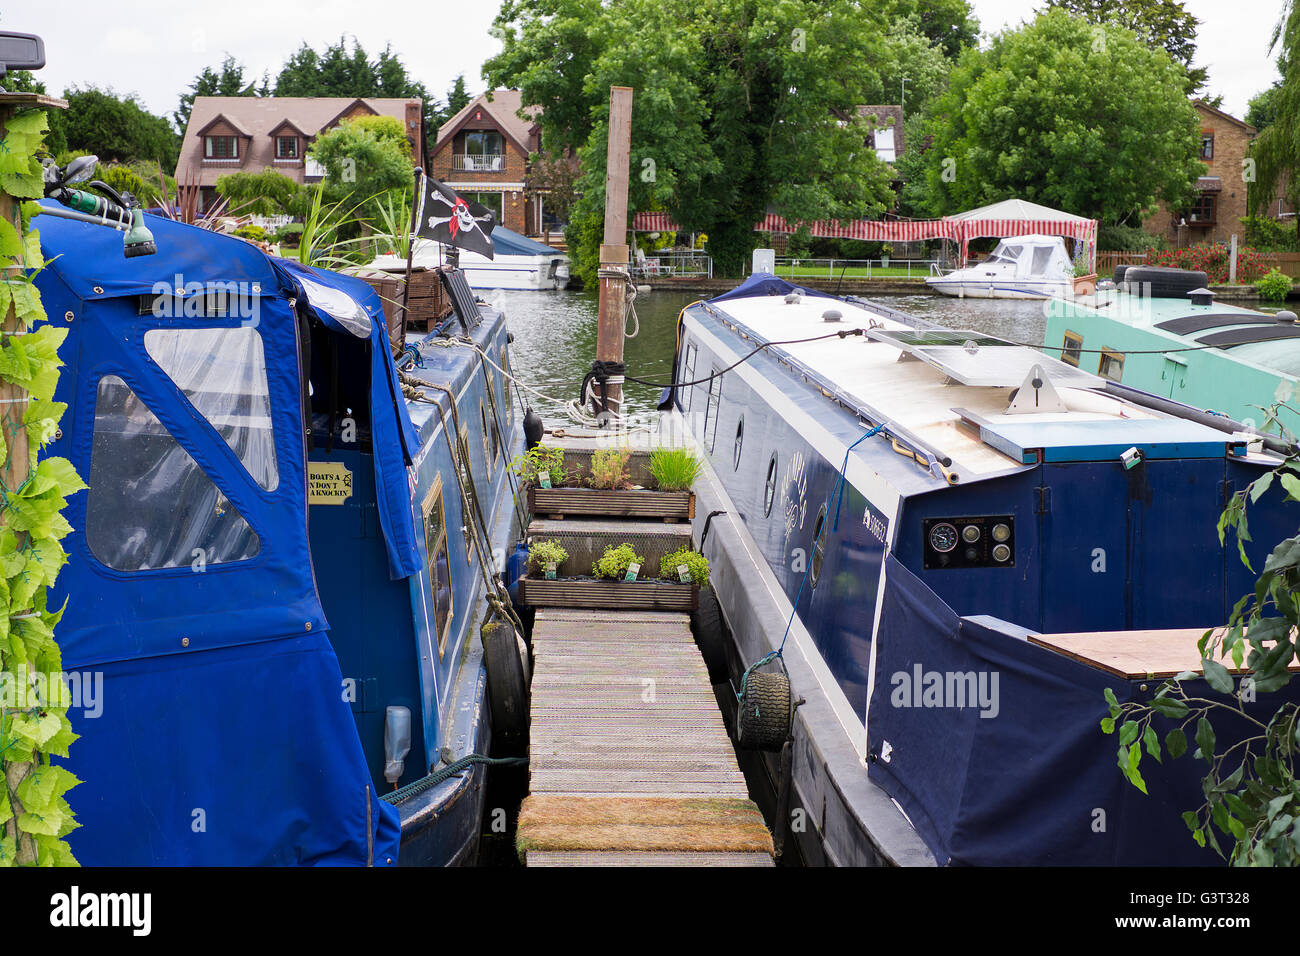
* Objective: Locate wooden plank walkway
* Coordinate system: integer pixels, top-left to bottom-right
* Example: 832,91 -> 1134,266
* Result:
519,608 -> 774,866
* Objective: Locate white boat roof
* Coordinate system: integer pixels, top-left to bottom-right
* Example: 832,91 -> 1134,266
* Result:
698,293 -> 1198,479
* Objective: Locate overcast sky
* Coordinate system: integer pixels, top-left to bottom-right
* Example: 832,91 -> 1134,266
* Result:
7,0 -> 1287,123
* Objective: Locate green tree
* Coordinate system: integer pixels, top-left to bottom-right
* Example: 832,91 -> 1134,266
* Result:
1248,81 -> 1282,132
55,86 -> 179,169
1045,0 -> 1209,92
444,75 -> 472,122
1249,2 -> 1300,239
309,117 -> 414,255
903,10 -> 1202,227
274,38 -> 435,162
486,0 -> 901,280
213,168 -> 301,216
884,0 -> 979,59
175,56 -> 258,133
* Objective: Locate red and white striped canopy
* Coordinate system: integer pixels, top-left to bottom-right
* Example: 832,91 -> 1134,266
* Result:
631,199 -> 1098,268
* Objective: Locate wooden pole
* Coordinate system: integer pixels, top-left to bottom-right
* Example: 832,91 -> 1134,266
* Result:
400,166 -> 421,333
595,87 -> 634,424
0,91 -> 67,868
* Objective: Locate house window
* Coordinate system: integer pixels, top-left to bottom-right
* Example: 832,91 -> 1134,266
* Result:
204,135 -> 238,159
1061,330 -> 1083,368
422,475 -> 453,656
464,130 -> 504,170
1200,133 -> 1214,160
275,136 -> 299,159
465,191 -> 503,224
1098,349 -> 1125,382
1189,193 -> 1216,224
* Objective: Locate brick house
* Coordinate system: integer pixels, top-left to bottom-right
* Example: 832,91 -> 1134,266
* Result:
429,90 -> 544,235
176,96 -> 425,213
1144,100 -> 1255,244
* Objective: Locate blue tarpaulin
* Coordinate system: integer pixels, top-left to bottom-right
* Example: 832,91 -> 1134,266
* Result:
709,272 -> 840,303
867,556 -> 1286,866
36,206 -> 400,865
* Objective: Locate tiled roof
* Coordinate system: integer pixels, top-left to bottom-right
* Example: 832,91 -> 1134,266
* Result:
176,96 -> 420,187
434,89 -> 539,155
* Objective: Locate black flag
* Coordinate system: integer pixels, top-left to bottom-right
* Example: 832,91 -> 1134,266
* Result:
414,173 -> 496,260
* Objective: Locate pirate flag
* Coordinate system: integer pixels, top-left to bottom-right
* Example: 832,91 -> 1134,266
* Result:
414,173 -> 497,260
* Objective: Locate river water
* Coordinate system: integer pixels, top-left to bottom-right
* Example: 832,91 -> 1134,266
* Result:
495,287 -> 1051,426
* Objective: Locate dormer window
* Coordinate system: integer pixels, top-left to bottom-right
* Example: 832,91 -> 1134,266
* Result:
204,135 -> 238,160
275,136 -> 299,160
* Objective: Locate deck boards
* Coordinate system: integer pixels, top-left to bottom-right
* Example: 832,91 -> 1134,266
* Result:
521,607 -> 774,866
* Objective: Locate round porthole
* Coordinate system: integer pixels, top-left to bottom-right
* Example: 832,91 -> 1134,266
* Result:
734,418 -> 744,470
764,453 -> 778,516
811,504 -> 828,586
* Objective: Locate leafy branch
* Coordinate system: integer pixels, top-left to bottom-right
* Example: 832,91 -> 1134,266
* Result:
1106,446 -> 1300,865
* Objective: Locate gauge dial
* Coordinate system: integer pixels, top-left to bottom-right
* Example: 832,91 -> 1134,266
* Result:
992,544 -> 1012,563
962,524 -> 981,543
929,522 -> 959,553
991,523 -> 1011,543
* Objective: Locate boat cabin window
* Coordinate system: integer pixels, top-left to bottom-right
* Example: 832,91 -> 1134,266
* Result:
86,375 -> 261,572
764,454 -> 778,516
422,475 -> 453,657
682,342 -> 697,410
500,346 -> 513,418
1061,331 -> 1084,368
457,425 -> 479,563
144,327 -> 279,491
1031,246 -> 1054,275
484,377 -> 503,466
733,417 -> 744,470
480,400 -> 496,472
1098,348 -> 1125,382
810,505 -> 827,586
703,368 -> 722,451
308,318 -> 374,451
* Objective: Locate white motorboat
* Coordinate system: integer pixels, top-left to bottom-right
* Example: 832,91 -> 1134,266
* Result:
370,226 -> 571,291
926,233 -> 1074,299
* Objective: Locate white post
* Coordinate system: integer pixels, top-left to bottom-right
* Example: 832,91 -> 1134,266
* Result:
1229,234 -> 1238,284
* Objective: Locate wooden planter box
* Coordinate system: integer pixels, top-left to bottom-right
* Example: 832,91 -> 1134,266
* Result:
1072,273 -> 1098,296
527,484 -> 695,521
518,575 -> 699,611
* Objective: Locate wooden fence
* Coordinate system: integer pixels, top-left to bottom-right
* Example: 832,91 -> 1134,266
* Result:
1097,250 -> 1300,279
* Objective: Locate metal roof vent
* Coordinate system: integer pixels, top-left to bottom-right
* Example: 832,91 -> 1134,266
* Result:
1188,287 -> 1216,306
1277,310 -> 1298,325
822,308 -> 842,323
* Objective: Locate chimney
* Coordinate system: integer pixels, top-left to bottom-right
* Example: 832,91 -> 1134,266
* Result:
406,100 -> 423,167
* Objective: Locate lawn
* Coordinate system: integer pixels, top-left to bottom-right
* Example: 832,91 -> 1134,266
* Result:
774,265 -> 930,279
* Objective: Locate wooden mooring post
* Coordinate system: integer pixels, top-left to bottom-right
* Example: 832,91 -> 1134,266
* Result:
594,86 -> 633,424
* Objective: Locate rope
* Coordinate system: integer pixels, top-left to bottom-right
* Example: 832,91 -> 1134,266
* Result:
382,755 -> 528,804
737,422 -> 884,701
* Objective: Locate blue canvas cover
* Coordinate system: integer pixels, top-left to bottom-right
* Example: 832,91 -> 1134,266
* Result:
274,258 -> 422,579
35,205 -> 399,864
709,272 -> 840,303
867,556 -> 1287,866
490,226 -> 567,258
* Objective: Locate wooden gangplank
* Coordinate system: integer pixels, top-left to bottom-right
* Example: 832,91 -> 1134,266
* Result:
519,608 -> 773,866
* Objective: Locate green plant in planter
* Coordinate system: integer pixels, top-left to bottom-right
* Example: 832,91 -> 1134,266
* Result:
589,447 -> 632,489
510,444 -> 571,486
649,447 -> 701,492
1256,268 -> 1293,302
593,543 -> 645,580
528,539 -> 569,577
659,547 -> 710,585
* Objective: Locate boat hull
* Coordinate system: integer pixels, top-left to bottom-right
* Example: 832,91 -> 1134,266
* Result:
925,277 -> 1069,299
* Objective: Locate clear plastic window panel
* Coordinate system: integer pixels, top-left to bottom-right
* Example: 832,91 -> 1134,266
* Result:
86,375 -> 260,572
144,326 -> 279,491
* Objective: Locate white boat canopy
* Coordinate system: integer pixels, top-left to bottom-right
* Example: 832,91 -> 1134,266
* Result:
982,234 -> 1072,278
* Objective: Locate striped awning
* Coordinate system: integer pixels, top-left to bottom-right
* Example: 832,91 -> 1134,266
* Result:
632,211 -> 680,232
753,214 -> 958,241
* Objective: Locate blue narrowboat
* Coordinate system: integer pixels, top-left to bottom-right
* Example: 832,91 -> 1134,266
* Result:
34,200 -> 523,865
673,274 -> 1300,866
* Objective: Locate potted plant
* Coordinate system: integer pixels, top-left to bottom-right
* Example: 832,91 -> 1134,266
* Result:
1070,253 -> 1098,296
518,541 -> 699,611
523,445 -> 697,520
528,539 -> 569,580
880,243 -> 893,268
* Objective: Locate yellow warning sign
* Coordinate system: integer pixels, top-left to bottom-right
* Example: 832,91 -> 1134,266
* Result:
308,461 -> 353,505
